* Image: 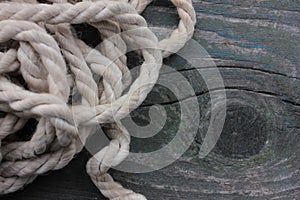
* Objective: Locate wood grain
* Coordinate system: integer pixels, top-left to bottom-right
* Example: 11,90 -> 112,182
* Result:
2,0 -> 300,199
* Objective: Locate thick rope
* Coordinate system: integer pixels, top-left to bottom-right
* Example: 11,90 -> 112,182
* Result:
0,0 -> 196,199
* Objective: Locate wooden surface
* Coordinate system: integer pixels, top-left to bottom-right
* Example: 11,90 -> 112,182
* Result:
2,0 -> 300,199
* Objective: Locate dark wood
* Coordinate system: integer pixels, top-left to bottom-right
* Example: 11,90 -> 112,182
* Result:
2,0 -> 300,199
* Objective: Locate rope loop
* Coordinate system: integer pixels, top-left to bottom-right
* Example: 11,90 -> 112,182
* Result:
0,0 -> 196,199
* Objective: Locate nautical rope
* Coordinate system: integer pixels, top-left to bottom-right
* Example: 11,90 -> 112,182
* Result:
0,0 -> 196,199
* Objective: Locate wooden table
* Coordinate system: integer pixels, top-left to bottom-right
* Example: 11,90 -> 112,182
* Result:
2,0 -> 300,199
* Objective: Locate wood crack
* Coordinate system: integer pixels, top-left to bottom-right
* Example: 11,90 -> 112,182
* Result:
162,65 -> 300,80
141,86 -> 300,108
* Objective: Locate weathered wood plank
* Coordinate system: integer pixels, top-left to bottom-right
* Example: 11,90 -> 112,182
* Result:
144,2 -> 300,77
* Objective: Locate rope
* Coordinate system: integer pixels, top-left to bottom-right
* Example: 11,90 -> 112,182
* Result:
0,0 -> 196,199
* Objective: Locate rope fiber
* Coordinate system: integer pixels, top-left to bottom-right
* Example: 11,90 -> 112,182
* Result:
0,0 -> 196,199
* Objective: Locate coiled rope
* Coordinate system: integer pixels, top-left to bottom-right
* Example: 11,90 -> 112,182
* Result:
0,0 -> 196,199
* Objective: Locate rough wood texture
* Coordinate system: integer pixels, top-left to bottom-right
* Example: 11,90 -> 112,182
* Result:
2,0 -> 300,199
